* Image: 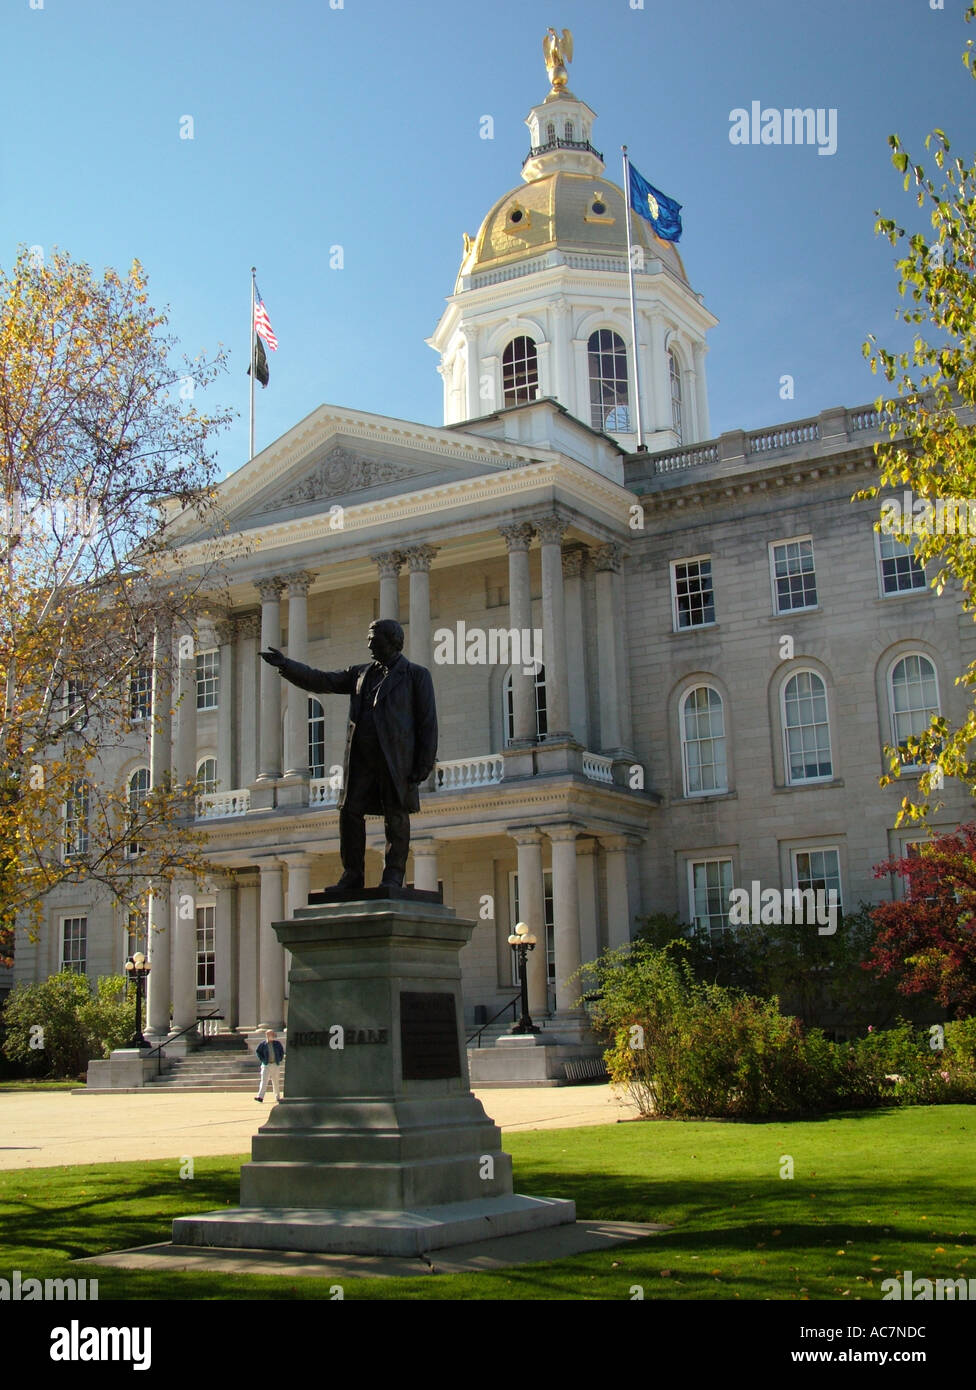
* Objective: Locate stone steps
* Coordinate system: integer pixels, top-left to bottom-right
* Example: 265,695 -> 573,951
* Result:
147,1042 -> 282,1092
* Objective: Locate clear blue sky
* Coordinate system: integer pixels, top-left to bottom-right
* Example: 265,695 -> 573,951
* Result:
2,0 -> 973,477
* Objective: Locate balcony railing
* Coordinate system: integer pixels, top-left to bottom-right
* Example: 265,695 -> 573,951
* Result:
196,789 -> 250,820
435,755 -> 504,791
196,750 -> 620,819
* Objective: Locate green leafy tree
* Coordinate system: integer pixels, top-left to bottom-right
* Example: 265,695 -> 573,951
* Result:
1,970 -> 132,1078
859,6 -> 976,823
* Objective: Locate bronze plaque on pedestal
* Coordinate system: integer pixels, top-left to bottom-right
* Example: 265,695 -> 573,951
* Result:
400,991 -> 461,1080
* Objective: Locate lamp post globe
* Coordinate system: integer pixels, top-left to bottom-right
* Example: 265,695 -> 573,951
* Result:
509,921 -> 540,1035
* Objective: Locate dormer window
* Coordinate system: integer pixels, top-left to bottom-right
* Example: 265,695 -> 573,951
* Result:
591,198 -> 606,216
504,202 -> 531,235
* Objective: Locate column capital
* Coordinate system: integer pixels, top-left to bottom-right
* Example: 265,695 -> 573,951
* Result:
235,612 -> 262,641
547,822 -> 585,844
256,576 -> 287,602
594,542 -> 624,574
599,832 -> 644,852
534,512 -> 571,546
370,549 -> 405,579
279,851 -> 316,870
508,825 -> 543,847
576,837 -> 599,858
410,837 -> 440,857
499,521 -> 534,553
282,570 -> 316,596
561,545 -> 589,580
215,618 -> 237,647
403,544 -> 438,573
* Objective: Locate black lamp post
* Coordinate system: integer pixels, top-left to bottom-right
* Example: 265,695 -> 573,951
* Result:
507,920 -> 540,1034
124,952 -> 151,1048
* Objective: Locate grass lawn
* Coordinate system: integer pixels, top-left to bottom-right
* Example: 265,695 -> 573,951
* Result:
1,1106 -> 972,1300
0,1080 -> 83,1092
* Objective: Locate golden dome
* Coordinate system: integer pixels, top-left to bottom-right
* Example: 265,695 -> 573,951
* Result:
455,170 -> 688,292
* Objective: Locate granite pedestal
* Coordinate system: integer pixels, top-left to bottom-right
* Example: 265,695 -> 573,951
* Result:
173,897 -> 575,1255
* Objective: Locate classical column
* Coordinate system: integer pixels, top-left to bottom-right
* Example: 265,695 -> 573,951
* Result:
371,550 -> 403,623
511,828 -> 548,1015
405,545 -> 437,667
462,324 -> 481,419
236,614 -> 261,789
283,854 -> 314,1003
692,341 -> 710,440
411,838 -> 439,892
576,838 -> 600,964
562,546 -> 589,745
594,543 -> 624,753
536,513 -> 571,740
215,618 -> 236,791
549,825 -> 584,1014
145,884 -> 171,1039
651,314 -> 673,438
256,578 -> 286,782
214,878 -> 237,1029
173,624 -> 197,795
550,297 -> 570,405
258,859 -> 285,1030
171,880 -> 197,1033
236,873 -> 260,1031
145,619 -> 173,1038
283,571 -> 314,780
500,522 -> 535,744
601,833 -> 642,949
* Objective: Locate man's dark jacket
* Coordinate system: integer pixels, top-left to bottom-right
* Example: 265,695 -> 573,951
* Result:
276,654 -> 438,814
256,1039 -> 284,1064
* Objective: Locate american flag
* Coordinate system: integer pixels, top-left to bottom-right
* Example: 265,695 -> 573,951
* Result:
254,288 -> 278,351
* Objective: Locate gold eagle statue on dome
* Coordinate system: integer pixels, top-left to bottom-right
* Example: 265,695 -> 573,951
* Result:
543,27 -> 573,92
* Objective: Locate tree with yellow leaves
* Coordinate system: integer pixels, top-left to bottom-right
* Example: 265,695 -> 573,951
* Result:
860,6 -> 976,825
0,246 -> 235,965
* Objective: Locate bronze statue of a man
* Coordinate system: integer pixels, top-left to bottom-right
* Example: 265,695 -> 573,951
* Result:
260,619 -> 438,890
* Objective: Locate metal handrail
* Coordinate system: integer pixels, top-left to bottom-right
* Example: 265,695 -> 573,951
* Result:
144,1011 -> 223,1075
466,993 -> 521,1047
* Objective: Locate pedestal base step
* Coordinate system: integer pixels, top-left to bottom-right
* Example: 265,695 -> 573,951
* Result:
172,1193 -> 575,1257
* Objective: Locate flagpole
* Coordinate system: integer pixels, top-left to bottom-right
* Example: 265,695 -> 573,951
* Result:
621,146 -> 646,450
249,267 -> 256,461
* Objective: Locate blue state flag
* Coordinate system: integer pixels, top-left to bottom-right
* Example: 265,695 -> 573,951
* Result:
628,162 -> 682,243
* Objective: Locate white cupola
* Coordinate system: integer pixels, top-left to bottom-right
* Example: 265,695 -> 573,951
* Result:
428,49 -> 717,453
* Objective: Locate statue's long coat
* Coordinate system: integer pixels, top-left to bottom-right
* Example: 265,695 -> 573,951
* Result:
276,655 -> 438,814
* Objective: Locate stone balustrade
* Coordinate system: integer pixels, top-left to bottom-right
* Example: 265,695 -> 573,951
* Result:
581,752 -> 614,784
196,789 -> 251,820
434,755 -> 505,791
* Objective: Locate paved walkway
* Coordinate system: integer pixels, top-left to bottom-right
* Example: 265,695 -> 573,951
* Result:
0,1084 -> 637,1170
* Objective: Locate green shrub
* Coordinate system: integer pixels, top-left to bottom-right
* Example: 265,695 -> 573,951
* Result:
1,971 -> 132,1078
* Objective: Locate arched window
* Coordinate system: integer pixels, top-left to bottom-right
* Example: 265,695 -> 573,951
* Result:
564,119 -> 574,140
546,120 -> 556,145
196,758 -> 218,796
681,687 -> 727,796
890,655 -> 940,768
505,665 -> 547,743
308,698 -> 326,779
587,329 -> 631,433
782,671 -> 832,783
502,336 -> 539,406
127,767 -> 150,857
669,349 -> 683,444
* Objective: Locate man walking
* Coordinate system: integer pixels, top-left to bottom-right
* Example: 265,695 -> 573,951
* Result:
255,1029 -> 284,1103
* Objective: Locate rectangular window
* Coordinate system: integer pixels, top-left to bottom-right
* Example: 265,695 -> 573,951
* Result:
129,666 -> 152,721
65,679 -> 85,719
770,537 -> 817,613
126,908 -> 147,964
64,781 -> 89,859
196,904 -> 216,1002
671,557 -> 715,630
792,848 -> 843,910
688,859 -> 734,935
878,531 -> 926,596
196,650 -> 219,710
61,916 -> 87,974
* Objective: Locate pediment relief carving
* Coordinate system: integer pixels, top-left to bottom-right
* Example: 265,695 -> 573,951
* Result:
256,445 -> 403,513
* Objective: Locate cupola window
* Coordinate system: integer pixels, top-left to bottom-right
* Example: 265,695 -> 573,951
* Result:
669,348 -> 683,444
564,120 -> 574,140
503,336 -> 539,406
588,329 -> 631,433
546,121 -> 556,145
